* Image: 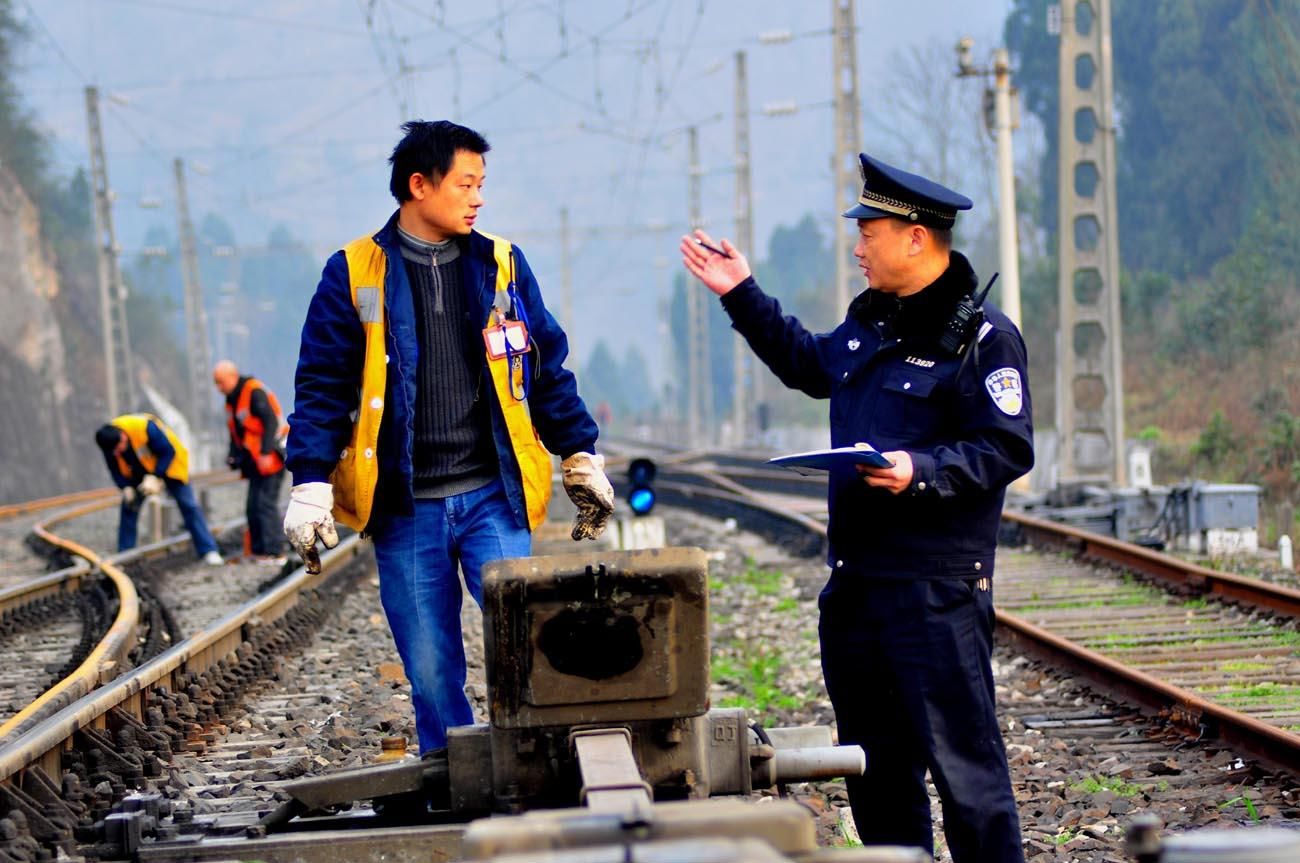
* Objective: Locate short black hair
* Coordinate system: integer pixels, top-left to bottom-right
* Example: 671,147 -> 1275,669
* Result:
95,425 -> 123,451
929,225 -> 953,249
388,120 -> 490,203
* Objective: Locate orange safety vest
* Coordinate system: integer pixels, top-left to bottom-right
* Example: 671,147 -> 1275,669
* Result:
331,232 -> 552,531
226,377 -> 285,474
110,413 -> 189,483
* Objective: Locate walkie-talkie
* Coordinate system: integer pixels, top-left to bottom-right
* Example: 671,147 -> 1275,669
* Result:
938,272 -> 999,357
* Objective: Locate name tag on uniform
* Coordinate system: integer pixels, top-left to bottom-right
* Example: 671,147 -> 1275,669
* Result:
483,320 -> 531,359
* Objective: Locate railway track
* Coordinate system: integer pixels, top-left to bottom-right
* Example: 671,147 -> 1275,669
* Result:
0,479 -> 254,740
667,454 -> 1300,774
3,453 -> 1300,861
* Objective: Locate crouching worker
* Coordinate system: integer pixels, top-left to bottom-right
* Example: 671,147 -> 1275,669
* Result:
94,413 -> 224,565
283,119 -> 614,755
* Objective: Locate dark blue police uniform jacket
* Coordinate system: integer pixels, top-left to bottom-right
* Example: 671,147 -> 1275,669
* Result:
721,252 -> 1034,579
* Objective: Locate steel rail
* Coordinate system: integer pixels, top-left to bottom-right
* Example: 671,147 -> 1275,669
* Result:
0,469 -> 233,521
1003,509 -> 1300,618
0,534 -> 365,784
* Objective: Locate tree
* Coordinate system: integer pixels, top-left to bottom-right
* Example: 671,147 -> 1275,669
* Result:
581,339 -> 625,418
1005,0 -> 1300,282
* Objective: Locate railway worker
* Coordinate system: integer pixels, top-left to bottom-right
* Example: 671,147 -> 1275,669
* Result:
213,360 -> 287,563
282,119 -> 614,756
680,153 -> 1033,863
94,414 -> 224,566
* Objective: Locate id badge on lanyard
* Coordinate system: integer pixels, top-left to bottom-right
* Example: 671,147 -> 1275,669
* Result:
482,248 -> 532,400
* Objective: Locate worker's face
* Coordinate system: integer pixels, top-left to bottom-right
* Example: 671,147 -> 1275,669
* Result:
408,149 -> 485,241
852,218 -> 916,294
213,369 -> 238,394
113,434 -> 127,456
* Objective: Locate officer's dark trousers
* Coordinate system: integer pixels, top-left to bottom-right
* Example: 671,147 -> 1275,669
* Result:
246,470 -> 285,555
819,573 -> 1023,863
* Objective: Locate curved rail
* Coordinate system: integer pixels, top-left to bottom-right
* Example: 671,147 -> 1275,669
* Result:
0,498 -> 144,740
0,534 -> 366,783
0,476 -> 241,739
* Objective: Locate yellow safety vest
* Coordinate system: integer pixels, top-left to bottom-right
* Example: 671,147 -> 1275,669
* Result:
332,233 -> 552,531
111,413 -> 190,483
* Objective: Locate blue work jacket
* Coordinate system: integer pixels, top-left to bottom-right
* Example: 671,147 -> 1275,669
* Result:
287,212 -> 597,530
722,252 -> 1034,579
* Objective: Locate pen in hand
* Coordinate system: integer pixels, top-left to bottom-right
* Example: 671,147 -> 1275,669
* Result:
694,237 -> 733,259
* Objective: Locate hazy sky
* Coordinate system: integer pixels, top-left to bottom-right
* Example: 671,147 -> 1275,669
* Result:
19,0 -> 1015,380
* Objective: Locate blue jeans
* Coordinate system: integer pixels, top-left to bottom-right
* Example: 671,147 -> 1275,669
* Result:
117,477 -> 220,557
370,479 -> 531,753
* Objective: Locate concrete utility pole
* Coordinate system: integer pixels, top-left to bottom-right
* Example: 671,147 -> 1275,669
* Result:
686,126 -> 714,448
85,86 -> 137,416
992,49 -> 1022,328
731,50 -> 754,446
956,41 -> 1023,329
831,0 -> 863,316
560,206 -> 573,360
174,158 -> 215,468
1055,0 -> 1125,485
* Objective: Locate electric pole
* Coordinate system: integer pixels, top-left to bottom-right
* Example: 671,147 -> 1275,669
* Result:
686,126 -> 713,448
831,0 -> 862,316
560,206 -> 573,360
85,86 -> 136,416
956,41 -> 1023,329
1055,0 -> 1125,485
174,158 -> 215,468
732,50 -> 754,447
993,49 -> 1022,328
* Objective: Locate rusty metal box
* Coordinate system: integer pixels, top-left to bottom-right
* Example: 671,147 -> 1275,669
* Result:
483,546 -> 709,729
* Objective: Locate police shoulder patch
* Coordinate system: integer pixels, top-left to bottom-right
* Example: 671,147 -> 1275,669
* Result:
984,367 -> 1023,416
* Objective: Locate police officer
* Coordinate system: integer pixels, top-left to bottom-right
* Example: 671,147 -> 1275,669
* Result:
680,153 -> 1033,863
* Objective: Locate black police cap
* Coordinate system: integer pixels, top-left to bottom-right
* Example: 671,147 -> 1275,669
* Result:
841,153 -> 973,228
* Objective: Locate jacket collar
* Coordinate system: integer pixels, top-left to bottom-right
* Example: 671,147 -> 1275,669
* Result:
849,251 -> 978,344
374,210 -> 498,266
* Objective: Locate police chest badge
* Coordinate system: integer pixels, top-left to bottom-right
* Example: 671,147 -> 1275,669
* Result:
984,367 -> 1023,416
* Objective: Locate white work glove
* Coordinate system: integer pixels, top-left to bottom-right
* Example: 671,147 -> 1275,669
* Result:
562,452 -> 615,541
138,474 -> 165,496
283,482 -> 339,573
121,486 -> 137,507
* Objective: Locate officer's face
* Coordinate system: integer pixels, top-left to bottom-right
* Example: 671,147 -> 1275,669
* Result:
408,149 -> 486,241
853,218 -> 913,293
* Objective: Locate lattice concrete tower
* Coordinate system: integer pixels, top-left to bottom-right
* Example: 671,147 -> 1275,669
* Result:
1055,0 -> 1125,485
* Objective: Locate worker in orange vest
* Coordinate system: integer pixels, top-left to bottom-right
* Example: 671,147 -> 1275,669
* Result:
213,360 -> 287,562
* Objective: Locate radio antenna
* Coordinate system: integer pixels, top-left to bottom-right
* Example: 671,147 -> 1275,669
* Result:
974,272 -> 1000,306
